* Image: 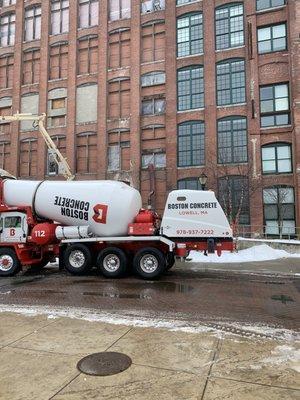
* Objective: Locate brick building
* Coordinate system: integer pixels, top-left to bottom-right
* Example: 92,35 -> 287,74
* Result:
0,0 -> 299,236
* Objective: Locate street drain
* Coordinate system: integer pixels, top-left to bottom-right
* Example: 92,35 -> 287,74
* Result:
77,352 -> 132,376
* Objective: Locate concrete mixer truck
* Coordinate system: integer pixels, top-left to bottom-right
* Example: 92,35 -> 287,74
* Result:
0,175 -> 234,280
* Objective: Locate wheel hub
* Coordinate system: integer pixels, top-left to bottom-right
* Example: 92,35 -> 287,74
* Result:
69,250 -> 85,268
140,255 -> 158,273
103,255 -> 120,272
0,255 -> 14,272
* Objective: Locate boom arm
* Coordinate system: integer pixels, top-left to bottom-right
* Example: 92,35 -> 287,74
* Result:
0,113 -> 74,180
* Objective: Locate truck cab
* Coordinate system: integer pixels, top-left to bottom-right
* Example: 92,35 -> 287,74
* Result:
0,212 -> 28,244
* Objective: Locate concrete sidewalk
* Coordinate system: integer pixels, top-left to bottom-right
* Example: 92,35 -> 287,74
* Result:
0,312 -> 299,400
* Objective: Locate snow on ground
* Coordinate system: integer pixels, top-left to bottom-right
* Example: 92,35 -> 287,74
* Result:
188,244 -> 300,263
261,345 -> 300,373
0,304 -> 299,342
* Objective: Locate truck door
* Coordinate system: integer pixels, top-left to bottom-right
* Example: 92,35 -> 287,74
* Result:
0,213 -> 28,243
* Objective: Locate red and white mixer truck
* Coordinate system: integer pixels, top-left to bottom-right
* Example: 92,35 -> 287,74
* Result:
0,174 -> 234,279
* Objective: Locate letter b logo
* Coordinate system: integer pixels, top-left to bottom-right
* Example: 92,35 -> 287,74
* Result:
93,204 -> 108,224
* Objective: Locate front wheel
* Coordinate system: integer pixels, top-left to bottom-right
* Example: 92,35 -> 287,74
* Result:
97,247 -> 128,278
0,248 -> 21,277
133,247 -> 166,280
63,244 -> 92,275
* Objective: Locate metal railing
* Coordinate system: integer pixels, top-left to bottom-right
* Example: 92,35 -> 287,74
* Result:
233,225 -> 300,241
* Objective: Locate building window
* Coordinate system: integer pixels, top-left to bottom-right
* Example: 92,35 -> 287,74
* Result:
108,28 -> 130,69
51,0 -> 69,35
19,138 -> 38,177
178,121 -> 205,167
217,59 -> 246,106
141,21 -> 165,63
142,152 -> 166,169
177,13 -> 203,57
0,97 -> 12,134
76,132 -> 97,174
218,176 -> 250,224
109,0 -> 131,21
76,83 -> 98,124
141,0 -> 165,13
257,0 -> 286,11
22,49 -> 40,85
215,4 -> 244,50
47,88 -> 67,128
108,144 -> 120,171
218,116 -> 247,164
108,78 -> 130,119
260,83 -> 290,127
178,178 -> 201,190
47,135 -> 66,175
141,71 -> 165,87
20,93 -> 39,131
24,5 -> 41,42
257,23 -> 287,54
0,13 -> 15,47
262,143 -> 292,174
0,54 -> 14,89
263,186 -> 295,236
0,141 -> 10,170
0,0 -> 16,6
177,65 -> 204,111
79,0 -> 99,29
49,42 -> 68,80
142,98 -> 165,116
78,35 -> 98,75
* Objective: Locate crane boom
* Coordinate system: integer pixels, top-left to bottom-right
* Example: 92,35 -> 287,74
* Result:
0,113 -> 74,180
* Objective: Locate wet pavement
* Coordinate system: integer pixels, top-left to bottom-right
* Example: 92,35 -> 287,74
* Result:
0,262 -> 299,334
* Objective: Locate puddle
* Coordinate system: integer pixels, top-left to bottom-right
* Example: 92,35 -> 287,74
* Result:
9,277 -> 44,286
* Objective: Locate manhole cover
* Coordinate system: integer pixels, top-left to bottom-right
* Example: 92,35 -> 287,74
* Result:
77,352 -> 132,376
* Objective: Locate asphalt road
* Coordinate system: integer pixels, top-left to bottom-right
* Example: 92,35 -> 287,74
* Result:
0,263 -> 299,335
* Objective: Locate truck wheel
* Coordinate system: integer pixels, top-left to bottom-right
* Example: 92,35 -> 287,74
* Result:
0,248 -> 21,277
97,247 -> 127,278
63,244 -> 92,275
166,253 -> 176,270
133,247 -> 166,280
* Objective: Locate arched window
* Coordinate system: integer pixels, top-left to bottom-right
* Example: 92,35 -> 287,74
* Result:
177,12 -> 203,57
262,142 -> 292,174
216,58 -> 245,106
217,116 -> 247,164
215,3 -> 244,50
78,35 -> 98,75
178,121 -> 205,167
49,41 -> 68,80
177,65 -> 204,111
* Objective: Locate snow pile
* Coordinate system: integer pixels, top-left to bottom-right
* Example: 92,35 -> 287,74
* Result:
261,345 -> 300,373
188,244 -> 300,263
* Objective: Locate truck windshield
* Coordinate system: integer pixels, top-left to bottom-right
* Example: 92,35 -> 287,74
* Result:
4,217 -> 22,228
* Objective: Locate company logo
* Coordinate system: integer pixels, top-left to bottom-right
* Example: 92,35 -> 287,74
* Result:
93,204 -> 108,224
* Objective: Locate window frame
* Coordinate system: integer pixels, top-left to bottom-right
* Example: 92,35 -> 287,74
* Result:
176,12 -> 203,58
77,34 -> 98,75
22,48 -> 40,85
177,65 -> 204,111
259,82 -> 290,128
0,13 -> 16,47
177,177 -> 202,190
215,3 -> 244,50
216,58 -> 246,106
177,120 -> 205,167
24,5 -> 42,42
257,22 -> 287,54
78,0 -> 99,29
51,0 -> 69,35
141,97 -> 166,116
261,142 -> 292,175
141,71 -> 165,87
217,116 -> 248,164
109,0 -> 131,21
0,53 -> 14,89
256,0 -> 286,12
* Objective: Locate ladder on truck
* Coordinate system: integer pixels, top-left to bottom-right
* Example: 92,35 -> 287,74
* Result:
0,113 -> 74,181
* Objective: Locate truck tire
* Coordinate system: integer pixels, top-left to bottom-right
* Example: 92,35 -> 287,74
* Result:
0,248 -> 21,277
63,244 -> 92,275
97,247 -> 128,278
133,247 -> 166,280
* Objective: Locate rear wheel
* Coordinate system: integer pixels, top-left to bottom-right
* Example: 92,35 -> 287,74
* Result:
63,244 -> 92,275
133,247 -> 166,280
0,248 -> 21,277
97,247 -> 128,278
